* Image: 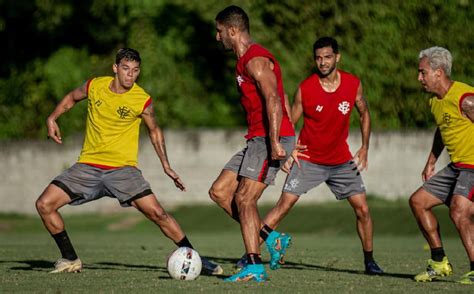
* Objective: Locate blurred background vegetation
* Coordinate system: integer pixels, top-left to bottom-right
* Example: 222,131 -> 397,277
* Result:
1,0 -> 473,140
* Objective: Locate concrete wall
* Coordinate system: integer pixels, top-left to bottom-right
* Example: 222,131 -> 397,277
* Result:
0,129 -> 449,214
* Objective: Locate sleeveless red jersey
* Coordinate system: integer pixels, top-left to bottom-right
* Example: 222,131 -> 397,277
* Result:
298,70 -> 360,165
236,44 -> 295,139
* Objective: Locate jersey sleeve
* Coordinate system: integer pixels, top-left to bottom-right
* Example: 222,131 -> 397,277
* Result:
142,97 -> 152,113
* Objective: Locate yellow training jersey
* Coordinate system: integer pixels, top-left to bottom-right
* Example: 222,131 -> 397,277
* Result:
78,76 -> 152,167
429,81 -> 474,165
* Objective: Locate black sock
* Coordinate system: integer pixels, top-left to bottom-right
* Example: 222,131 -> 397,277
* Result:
430,247 -> 445,262
246,253 -> 262,265
470,261 -> 474,271
175,236 -> 194,249
52,230 -> 78,261
259,224 -> 273,241
363,250 -> 374,263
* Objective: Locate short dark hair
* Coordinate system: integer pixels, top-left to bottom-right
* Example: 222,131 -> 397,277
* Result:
313,37 -> 339,58
115,48 -> 141,65
215,5 -> 250,33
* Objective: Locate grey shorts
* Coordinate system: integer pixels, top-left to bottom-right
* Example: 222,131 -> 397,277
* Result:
223,136 -> 295,185
422,163 -> 474,204
52,163 -> 153,207
282,160 -> 366,200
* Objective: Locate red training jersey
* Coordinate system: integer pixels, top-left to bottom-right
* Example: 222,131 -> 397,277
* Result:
298,70 -> 360,165
235,44 -> 295,139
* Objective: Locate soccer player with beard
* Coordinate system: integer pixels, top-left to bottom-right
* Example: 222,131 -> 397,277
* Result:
261,36 -> 384,275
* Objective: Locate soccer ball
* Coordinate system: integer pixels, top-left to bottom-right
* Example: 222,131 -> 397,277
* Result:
167,247 -> 202,280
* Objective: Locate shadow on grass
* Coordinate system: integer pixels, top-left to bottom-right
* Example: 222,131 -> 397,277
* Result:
202,256 -> 421,281
2,260 -> 168,273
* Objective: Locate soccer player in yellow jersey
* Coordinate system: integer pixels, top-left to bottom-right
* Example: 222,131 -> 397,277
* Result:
409,46 -> 474,284
35,48 -> 222,275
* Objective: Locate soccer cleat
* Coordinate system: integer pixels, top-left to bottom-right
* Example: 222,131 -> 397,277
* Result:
49,258 -> 82,273
265,231 -> 292,270
414,257 -> 453,282
458,271 -> 474,285
224,264 -> 268,282
365,261 -> 384,275
201,257 -> 224,275
234,253 -> 247,270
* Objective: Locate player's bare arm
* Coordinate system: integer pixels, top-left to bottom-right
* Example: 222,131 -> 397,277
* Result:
46,82 -> 88,144
353,83 -> 371,171
281,87 -> 308,173
246,56 -> 285,160
422,128 -> 444,182
141,103 -> 186,191
461,95 -> 474,122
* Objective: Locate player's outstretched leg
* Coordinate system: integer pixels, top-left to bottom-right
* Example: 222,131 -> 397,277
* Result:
36,184 -> 83,273
132,194 -> 223,275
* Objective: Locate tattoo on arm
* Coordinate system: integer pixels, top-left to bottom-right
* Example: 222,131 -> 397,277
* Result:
461,95 -> 474,121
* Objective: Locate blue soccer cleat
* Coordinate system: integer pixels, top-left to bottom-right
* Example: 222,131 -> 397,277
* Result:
265,231 -> 292,270
365,260 -> 384,275
224,264 -> 268,282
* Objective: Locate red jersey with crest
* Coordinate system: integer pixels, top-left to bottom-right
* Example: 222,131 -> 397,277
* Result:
235,44 -> 295,139
298,70 -> 360,165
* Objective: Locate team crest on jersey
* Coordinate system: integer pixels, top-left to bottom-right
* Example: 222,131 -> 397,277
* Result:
117,106 -> 131,119
338,101 -> 350,115
315,105 -> 324,112
443,113 -> 451,125
236,75 -> 244,86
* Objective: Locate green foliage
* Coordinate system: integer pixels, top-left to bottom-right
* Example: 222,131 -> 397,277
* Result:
1,0 -> 473,139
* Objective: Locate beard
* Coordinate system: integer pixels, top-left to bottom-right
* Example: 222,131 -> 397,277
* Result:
317,64 -> 336,78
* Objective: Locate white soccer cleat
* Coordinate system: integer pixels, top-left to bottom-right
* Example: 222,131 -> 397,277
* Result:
50,258 -> 83,273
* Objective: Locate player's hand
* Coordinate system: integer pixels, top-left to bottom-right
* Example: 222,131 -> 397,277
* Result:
282,142 -> 308,173
46,119 -> 62,144
353,146 -> 368,171
292,141 -> 308,168
422,162 -> 435,182
281,157 -> 294,173
164,167 -> 186,191
271,142 -> 286,161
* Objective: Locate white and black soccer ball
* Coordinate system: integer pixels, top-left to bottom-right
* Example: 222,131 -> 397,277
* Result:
167,247 -> 202,280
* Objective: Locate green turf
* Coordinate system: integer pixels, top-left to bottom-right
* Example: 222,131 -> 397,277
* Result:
0,199 -> 471,293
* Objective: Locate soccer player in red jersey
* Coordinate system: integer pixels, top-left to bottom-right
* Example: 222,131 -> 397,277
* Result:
210,6 -> 295,281
262,37 -> 384,275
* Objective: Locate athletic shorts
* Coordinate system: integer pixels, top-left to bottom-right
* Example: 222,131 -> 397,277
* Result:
223,136 -> 295,185
52,163 -> 153,207
422,163 -> 474,204
282,160 -> 366,200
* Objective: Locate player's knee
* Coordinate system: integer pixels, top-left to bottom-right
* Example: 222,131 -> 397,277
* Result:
408,193 -> 423,211
150,208 -> 170,223
234,191 -> 256,208
35,197 -> 52,215
355,205 -> 370,220
209,185 -> 225,204
449,205 -> 466,225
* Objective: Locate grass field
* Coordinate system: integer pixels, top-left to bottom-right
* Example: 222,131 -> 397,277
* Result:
0,198 -> 472,293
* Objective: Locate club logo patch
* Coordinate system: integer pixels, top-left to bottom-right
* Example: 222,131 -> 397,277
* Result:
284,178 -> 300,191
236,75 -> 244,87
443,113 -> 451,125
338,101 -> 350,115
117,106 -> 131,119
